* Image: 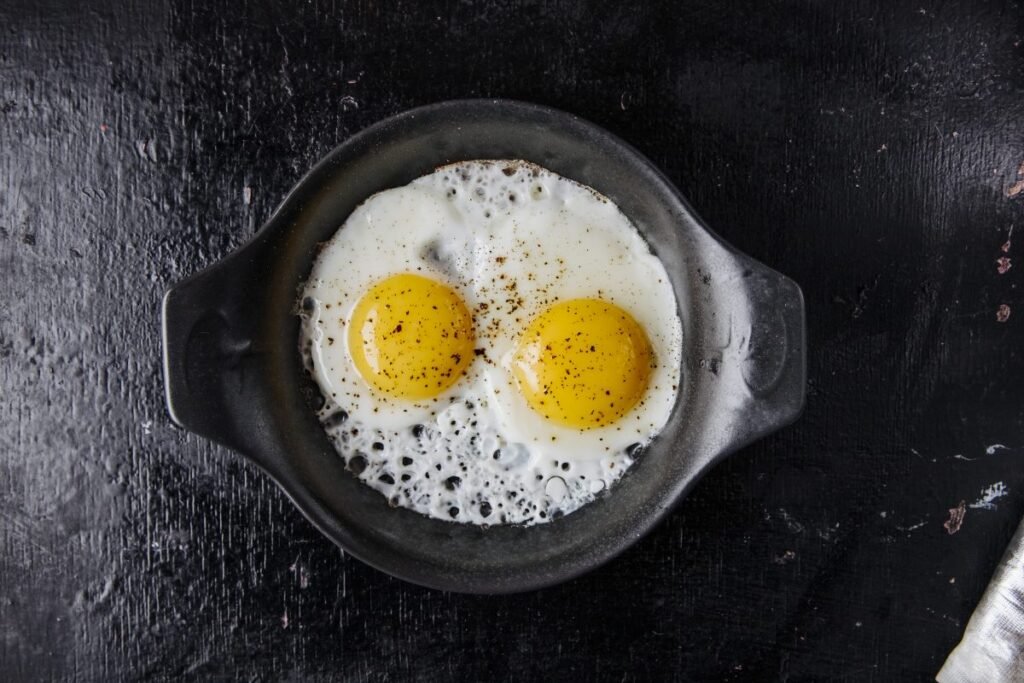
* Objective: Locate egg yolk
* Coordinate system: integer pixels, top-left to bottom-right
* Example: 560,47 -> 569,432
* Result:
510,299 -> 654,429
348,274 -> 475,400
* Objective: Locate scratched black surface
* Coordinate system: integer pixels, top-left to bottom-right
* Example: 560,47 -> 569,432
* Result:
2,0 -> 1024,680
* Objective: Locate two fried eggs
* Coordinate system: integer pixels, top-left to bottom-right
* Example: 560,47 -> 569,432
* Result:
299,161 -> 682,525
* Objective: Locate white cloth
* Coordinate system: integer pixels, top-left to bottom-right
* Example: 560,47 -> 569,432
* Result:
937,516 -> 1024,682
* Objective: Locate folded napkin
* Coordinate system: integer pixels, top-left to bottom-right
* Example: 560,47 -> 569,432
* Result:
937,516 -> 1024,682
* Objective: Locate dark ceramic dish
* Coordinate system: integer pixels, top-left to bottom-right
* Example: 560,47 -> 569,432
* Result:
162,99 -> 806,594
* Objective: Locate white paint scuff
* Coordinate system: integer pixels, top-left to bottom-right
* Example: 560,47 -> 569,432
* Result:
969,482 -> 1009,510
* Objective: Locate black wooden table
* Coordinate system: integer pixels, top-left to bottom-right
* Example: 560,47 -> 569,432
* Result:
3,1 -> 1023,680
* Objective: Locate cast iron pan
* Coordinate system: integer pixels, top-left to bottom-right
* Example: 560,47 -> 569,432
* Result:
162,99 -> 806,594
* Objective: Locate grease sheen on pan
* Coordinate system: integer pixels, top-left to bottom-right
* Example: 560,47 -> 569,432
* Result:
299,160 -> 682,526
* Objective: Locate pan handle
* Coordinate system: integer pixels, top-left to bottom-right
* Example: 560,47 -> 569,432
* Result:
161,249 -> 266,455
731,260 -> 807,447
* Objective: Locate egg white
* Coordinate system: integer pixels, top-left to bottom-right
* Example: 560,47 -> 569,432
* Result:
299,160 -> 683,525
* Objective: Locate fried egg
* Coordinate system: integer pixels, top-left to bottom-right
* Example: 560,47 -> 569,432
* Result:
299,160 -> 682,525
